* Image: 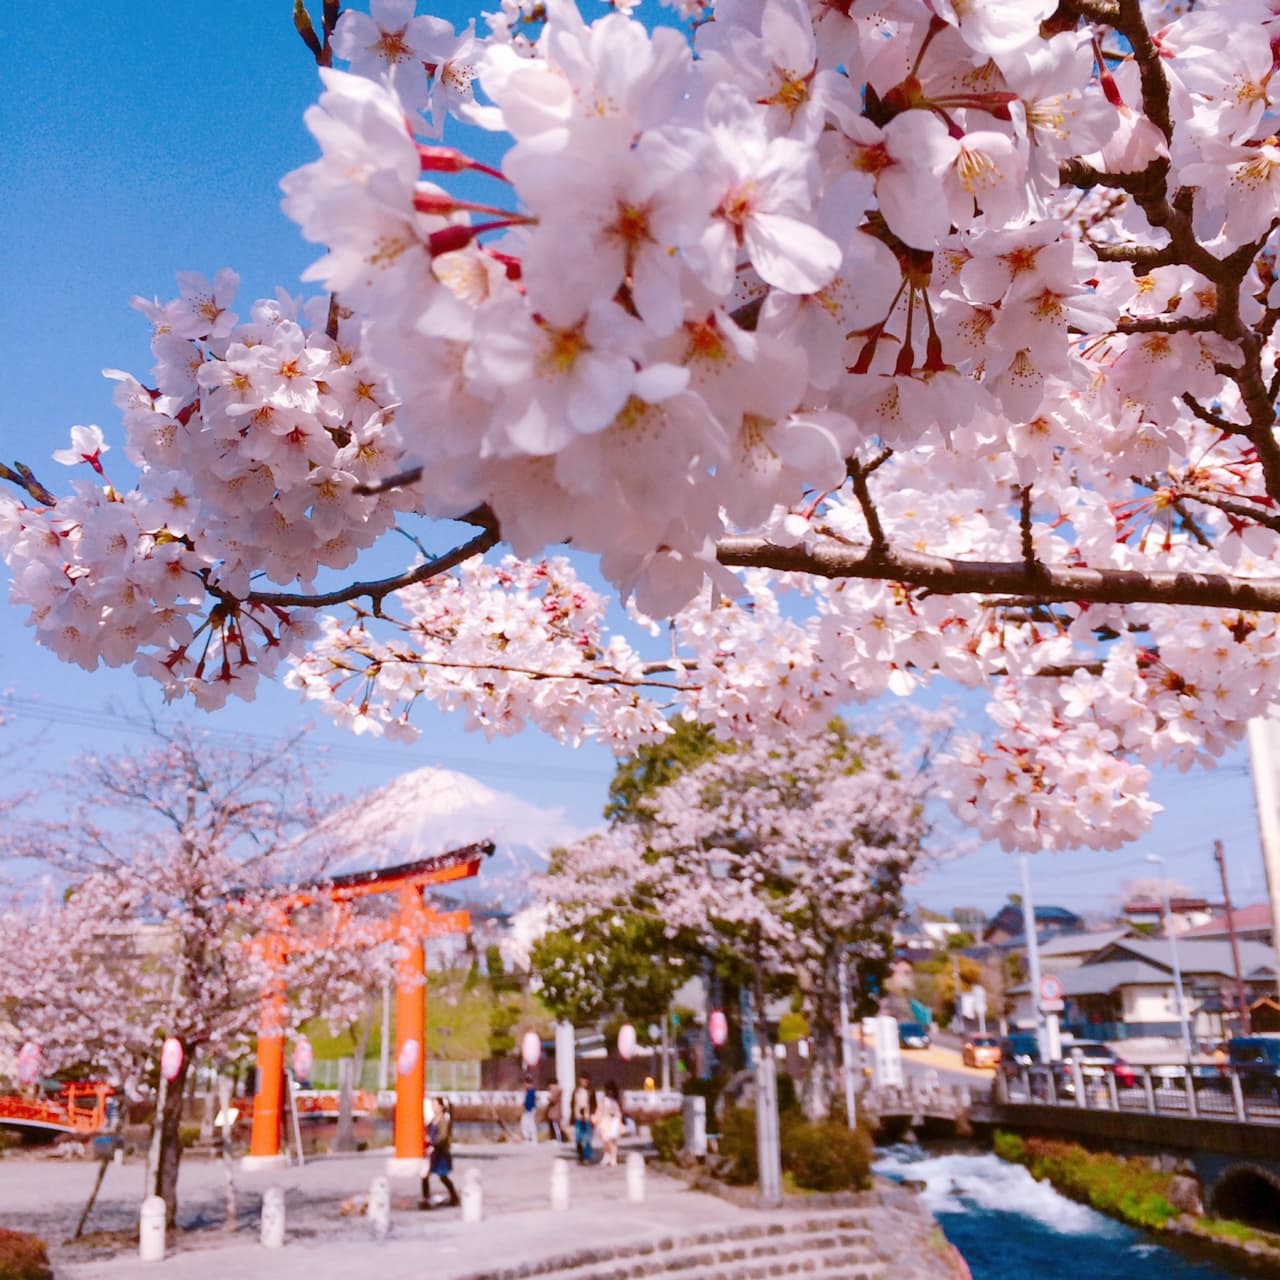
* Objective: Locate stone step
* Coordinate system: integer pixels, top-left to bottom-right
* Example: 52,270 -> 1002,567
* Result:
534,1246 -> 882,1280
465,1221 -> 881,1280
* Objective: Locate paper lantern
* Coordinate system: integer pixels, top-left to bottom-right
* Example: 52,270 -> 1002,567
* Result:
16,1042 -> 41,1086
292,1036 -> 314,1080
521,1030 -> 542,1067
708,1010 -> 728,1047
160,1037 -> 184,1082
397,1037 -> 421,1076
617,1023 -> 637,1061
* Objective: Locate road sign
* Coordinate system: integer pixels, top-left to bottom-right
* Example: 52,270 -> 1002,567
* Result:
1039,974 -> 1065,1012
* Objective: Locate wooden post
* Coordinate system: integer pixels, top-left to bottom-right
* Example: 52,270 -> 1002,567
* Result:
1214,840 -> 1252,1035
394,883 -> 426,1164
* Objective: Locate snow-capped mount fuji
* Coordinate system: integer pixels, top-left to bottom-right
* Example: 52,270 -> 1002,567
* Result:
314,766 -> 587,912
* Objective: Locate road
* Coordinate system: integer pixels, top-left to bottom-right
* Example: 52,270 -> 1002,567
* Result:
896,1035 -> 996,1093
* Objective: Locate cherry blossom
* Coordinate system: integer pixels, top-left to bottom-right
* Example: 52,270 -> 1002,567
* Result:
8,0 -> 1280,860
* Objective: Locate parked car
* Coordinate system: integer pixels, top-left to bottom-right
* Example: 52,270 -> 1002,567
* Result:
1054,1040 -> 1137,1094
1227,1036 -> 1280,1100
999,1033 -> 1041,1068
898,1021 -> 931,1050
962,1034 -> 1002,1068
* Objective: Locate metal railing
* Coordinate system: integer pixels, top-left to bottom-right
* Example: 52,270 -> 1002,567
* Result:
995,1062 -> 1280,1124
306,1058 -> 482,1092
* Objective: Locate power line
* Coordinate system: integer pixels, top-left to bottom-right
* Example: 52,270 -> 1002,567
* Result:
0,693 -> 612,786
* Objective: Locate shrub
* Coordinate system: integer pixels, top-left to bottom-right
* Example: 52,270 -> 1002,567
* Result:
178,1124 -> 202,1148
650,1114 -> 683,1163
782,1116 -> 873,1193
0,1229 -> 52,1280
717,1105 -> 758,1185
992,1130 -> 1026,1163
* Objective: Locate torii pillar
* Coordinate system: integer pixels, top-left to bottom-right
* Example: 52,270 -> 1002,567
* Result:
241,847 -> 484,1170
244,935 -> 288,1170
389,883 -> 427,1173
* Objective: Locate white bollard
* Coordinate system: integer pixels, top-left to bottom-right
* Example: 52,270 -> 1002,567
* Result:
461,1167 -> 483,1223
550,1160 -> 570,1212
139,1195 -> 166,1262
261,1185 -> 285,1248
369,1175 -> 391,1239
626,1152 -> 645,1204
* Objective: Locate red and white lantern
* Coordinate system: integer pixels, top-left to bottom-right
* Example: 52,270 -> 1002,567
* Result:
617,1023 -> 637,1061
160,1037 -> 184,1082
397,1038 -> 421,1076
708,1010 -> 729,1047
521,1030 -> 542,1067
16,1042 -> 41,1086
292,1036 -> 314,1080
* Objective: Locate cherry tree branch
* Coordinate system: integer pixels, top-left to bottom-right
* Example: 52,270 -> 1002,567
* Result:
714,535 -> 1280,611
238,517 -> 500,614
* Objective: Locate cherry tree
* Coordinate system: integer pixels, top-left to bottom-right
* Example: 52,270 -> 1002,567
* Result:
5,0 -> 1280,854
0,726 -> 391,1225
538,723 -> 932,1118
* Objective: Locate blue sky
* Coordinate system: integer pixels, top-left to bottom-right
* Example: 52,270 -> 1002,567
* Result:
0,1 -> 1268,916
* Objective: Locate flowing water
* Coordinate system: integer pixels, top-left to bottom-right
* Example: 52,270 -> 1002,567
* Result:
873,1147 -> 1247,1280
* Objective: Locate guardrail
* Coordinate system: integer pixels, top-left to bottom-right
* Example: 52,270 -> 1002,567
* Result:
994,1062 -> 1280,1124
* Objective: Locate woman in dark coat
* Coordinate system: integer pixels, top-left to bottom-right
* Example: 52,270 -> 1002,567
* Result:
421,1097 -> 459,1208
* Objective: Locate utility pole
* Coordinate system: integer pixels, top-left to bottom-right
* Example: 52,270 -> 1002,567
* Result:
1019,855 -> 1047,1061
1214,839 -> 1252,1035
1245,717 -> 1280,998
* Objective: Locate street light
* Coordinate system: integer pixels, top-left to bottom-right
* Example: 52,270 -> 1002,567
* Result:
1145,853 -> 1194,1062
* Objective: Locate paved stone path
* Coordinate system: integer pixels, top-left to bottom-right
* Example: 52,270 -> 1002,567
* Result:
0,1140 -> 745,1278
0,1138 -> 962,1279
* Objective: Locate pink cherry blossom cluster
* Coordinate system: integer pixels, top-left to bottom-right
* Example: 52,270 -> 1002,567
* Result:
8,0 -> 1280,854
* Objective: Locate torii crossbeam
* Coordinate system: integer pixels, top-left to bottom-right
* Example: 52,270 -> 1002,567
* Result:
244,840 -> 493,1169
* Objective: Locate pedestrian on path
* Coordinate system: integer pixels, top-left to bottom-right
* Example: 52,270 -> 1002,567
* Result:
572,1073 -> 596,1165
594,1081 -> 622,1167
421,1097 -> 460,1209
520,1072 -> 538,1143
546,1079 -> 564,1143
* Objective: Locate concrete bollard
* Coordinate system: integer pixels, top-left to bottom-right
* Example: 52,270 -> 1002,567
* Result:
550,1160 -> 570,1212
626,1152 -> 645,1204
461,1167 -> 483,1223
261,1186 -> 285,1248
139,1195 -> 166,1262
369,1175 -> 391,1239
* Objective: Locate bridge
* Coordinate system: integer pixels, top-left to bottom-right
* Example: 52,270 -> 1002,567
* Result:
0,1082 -> 112,1138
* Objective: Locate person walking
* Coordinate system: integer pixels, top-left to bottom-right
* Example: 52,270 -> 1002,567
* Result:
420,1097 -> 460,1209
520,1071 -> 539,1143
594,1080 -> 623,1167
546,1079 -> 564,1143
571,1073 -> 596,1165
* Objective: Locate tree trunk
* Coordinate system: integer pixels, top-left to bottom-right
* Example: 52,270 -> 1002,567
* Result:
800,953 -> 841,1123
153,1052 -> 190,1228
802,1021 -> 839,1122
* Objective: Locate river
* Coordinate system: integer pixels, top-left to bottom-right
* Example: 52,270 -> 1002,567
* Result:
874,1147 -> 1248,1280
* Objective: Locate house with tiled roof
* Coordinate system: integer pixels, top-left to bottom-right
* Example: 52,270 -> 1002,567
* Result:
1181,902 -> 1274,947
1010,935 -> 1278,1042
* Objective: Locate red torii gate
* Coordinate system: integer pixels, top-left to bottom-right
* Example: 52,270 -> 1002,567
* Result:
244,840 -> 493,1168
